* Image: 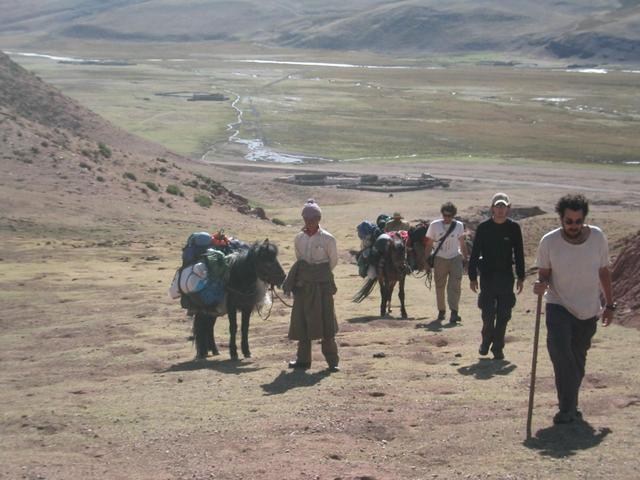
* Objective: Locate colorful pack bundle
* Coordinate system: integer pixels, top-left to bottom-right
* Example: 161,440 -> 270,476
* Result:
169,230 -> 247,313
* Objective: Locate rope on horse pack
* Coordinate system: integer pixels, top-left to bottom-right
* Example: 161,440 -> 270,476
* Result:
256,291 -> 274,321
224,283 -> 258,298
222,278 -> 271,320
424,269 -> 433,290
410,268 -> 425,278
256,286 -> 293,320
271,287 -> 294,309
407,261 -> 432,289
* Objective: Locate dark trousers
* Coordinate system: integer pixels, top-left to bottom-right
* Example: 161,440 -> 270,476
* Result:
546,303 -> 597,414
478,273 -> 516,353
296,338 -> 339,368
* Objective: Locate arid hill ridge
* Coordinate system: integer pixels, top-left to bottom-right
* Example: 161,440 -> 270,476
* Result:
0,51 -> 260,229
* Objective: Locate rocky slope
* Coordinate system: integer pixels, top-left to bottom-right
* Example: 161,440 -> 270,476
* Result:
0,51 -> 263,230
612,230 -> 640,328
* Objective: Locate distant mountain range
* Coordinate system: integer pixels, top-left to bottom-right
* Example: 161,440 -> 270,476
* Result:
1,0 -> 639,62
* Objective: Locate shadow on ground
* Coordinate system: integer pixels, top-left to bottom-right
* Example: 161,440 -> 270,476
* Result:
261,369 -> 332,395
348,315 -> 385,323
524,420 -> 611,458
348,314 -> 421,323
159,358 -> 264,375
457,359 -> 518,379
415,318 -> 461,331
415,319 -> 444,331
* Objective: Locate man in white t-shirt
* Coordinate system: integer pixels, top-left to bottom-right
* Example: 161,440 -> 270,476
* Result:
534,194 -> 615,425
424,202 -> 468,323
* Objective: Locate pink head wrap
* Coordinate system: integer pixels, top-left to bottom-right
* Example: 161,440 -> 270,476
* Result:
301,199 -> 322,219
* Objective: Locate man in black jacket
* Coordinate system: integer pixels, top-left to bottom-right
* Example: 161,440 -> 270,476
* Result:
468,193 -> 525,360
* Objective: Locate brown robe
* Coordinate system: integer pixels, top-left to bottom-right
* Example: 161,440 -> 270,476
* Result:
283,260 -> 338,341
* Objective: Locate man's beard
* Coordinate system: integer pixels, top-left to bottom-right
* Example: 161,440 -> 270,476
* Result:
563,226 -> 582,239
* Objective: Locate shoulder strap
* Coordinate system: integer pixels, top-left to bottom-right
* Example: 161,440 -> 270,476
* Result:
432,220 -> 458,257
176,266 -> 187,296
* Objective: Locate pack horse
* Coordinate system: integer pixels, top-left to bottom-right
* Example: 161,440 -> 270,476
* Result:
353,232 -> 410,318
171,234 -> 286,360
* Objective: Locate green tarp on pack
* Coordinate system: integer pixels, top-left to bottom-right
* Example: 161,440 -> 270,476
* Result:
203,248 -> 229,281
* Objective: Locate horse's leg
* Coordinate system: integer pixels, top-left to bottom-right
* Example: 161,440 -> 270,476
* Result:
193,311 -> 212,359
385,277 -> 393,314
388,280 -> 397,317
227,307 -> 239,360
209,315 -> 219,356
240,307 -> 252,358
379,280 -> 389,317
399,275 -> 408,319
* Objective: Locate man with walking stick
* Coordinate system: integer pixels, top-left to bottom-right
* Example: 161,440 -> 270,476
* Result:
533,194 -> 615,425
526,293 -> 543,439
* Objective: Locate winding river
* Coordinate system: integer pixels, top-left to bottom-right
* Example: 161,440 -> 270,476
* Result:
6,51 -> 639,167
199,91 -> 333,164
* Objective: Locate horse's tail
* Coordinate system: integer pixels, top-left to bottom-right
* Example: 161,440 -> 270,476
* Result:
352,277 -> 377,303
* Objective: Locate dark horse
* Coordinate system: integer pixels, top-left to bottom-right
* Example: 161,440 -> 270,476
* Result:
353,233 -> 410,318
193,239 -> 286,360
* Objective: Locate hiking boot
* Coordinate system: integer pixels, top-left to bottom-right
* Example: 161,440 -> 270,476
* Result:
553,411 -> 575,425
437,310 -> 446,321
327,365 -> 340,373
479,343 -> 490,356
449,311 -> 461,324
492,350 -> 505,360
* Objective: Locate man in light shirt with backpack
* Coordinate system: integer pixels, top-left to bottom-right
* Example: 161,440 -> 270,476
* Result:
424,202 -> 468,324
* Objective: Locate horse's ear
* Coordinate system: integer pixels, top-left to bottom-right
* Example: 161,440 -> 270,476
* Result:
263,238 -> 269,245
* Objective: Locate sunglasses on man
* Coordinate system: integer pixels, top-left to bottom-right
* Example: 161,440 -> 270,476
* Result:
563,218 -> 584,225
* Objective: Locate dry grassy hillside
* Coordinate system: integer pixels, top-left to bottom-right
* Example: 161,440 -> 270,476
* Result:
0,51 -> 269,233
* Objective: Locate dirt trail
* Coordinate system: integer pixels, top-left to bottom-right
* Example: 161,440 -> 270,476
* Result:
4,47 -> 639,479
2,162 -> 640,479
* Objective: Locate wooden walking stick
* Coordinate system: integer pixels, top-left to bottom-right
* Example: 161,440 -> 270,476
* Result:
526,293 -> 544,439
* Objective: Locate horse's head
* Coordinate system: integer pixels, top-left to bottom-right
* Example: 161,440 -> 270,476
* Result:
389,236 -> 406,261
383,234 -> 409,275
252,239 -> 286,287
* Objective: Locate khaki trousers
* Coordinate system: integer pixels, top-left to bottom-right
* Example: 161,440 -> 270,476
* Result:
433,255 -> 463,312
296,338 -> 339,368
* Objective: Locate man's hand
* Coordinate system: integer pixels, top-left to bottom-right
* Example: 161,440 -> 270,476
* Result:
602,308 -> 614,327
470,280 -> 478,293
533,280 -> 548,296
516,279 -> 524,294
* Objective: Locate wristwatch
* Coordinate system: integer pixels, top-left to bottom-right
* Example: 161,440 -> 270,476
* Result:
605,303 -> 617,311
